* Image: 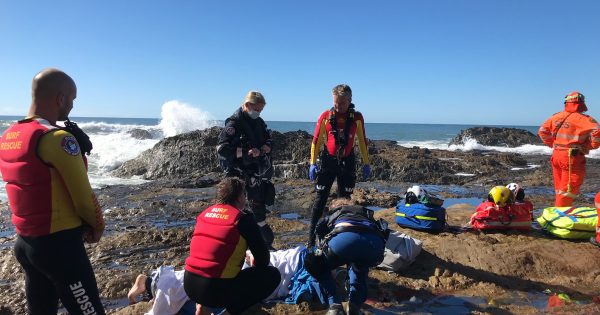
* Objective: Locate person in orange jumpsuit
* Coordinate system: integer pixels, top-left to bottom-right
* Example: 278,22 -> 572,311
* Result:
538,92 -> 600,206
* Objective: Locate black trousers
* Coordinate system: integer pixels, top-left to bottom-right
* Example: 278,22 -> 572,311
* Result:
308,153 -> 356,246
245,176 -> 269,222
226,168 -> 271,223
227,169 -> 275,247
184,266 -> 280,315
14,227 -> 105,315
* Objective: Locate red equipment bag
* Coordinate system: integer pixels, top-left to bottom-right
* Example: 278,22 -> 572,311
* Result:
470,201 -> 533,230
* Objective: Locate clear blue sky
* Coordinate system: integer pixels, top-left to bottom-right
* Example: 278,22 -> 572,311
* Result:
1,0 -> 599,125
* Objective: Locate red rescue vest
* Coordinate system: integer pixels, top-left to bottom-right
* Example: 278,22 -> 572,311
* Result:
185,204 -> 246,279
0,119 -> 54,236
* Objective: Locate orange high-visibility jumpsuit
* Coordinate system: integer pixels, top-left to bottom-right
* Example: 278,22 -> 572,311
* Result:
539,101 -> 600,206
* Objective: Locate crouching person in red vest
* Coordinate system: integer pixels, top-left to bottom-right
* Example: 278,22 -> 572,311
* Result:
184,178 -> 281,315
591,192 -> 600,247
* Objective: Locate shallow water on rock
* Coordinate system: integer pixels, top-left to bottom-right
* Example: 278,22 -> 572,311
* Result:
361,182 -> 558,200
280,213 -> 301,219
153,219 -> 195,229
443,197 -> 482,208
368,295 -> 488,314
368,291 -> 559,314
492,291 -> 549,309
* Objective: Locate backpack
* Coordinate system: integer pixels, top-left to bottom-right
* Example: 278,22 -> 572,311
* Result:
377,231 -> 422,272
395,201 -> 446,231
536,206 -> 598,239
470,201 -> 533,230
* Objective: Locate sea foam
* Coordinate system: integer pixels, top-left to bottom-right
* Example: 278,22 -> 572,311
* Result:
158,100 -> 217,137
398,138 -> 571,157
84,100 -> 218,175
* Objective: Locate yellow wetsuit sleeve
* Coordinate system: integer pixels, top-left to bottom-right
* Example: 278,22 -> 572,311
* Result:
38,130 -> 105,230
310,118 -> 327,164
355,119 -> 370,164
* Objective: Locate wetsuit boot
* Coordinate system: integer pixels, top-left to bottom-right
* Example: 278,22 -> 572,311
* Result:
347,303 -> 363,315
325,303 -> 345,315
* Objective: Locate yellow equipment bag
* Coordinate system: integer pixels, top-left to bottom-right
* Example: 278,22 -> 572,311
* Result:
536,206 -> 598,239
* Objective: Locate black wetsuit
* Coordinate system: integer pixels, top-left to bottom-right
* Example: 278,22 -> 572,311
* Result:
217,108 -> 275,246
14,227 -> 105,315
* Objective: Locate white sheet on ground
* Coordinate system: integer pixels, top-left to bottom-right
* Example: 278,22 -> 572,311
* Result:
145,266 -> 187,315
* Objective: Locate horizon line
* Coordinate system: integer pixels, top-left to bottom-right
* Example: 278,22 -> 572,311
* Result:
0,114 -> 539,127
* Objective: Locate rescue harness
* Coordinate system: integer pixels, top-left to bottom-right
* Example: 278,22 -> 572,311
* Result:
327,104 -> 355,160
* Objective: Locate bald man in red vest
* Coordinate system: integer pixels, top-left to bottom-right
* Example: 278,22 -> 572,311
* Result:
0,69 -> 105,315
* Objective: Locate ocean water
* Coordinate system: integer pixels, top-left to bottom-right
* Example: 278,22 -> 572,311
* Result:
0,102 -> 598,200
269,121 -> 552,155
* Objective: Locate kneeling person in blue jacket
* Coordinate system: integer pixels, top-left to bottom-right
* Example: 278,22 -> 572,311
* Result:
305,198 -> 387,315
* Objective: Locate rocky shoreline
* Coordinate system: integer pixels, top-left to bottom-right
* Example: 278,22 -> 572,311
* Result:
2,127 -> 600,314
111,126 -> 600,193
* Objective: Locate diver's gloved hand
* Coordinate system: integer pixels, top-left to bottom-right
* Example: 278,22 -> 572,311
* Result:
362,164 -> 371,180
309,164 -> 318,181
64,119 -> 93,155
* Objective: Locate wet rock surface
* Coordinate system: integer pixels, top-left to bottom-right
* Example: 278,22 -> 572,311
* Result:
2,176 -> 600,314
127,129 -> 153,140
113,128 -> 313,181
449,127 -> 543,147
112,126 -> 568,189
113,126 -> 223,179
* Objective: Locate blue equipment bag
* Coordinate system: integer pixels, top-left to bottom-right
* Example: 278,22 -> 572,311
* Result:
395,202 -> 446,231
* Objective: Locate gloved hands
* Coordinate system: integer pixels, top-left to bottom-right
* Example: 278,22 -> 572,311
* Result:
64,119 -> 93,156
309,164 -> 318,181
83,225 -> 104,243
362,164 -> 371,180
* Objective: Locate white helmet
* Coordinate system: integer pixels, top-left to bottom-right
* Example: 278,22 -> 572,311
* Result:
506,183 -> 525,202
407,185 -> 423,198
406,185 -> 427,204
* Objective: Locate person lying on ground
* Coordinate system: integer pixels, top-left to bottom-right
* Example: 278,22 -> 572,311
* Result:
127,246 -> 306,315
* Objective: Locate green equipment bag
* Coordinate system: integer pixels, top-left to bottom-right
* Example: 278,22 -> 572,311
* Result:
536,206 -> 598,239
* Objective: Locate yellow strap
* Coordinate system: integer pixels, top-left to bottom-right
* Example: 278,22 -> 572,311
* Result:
567,148 -> 573,193
355,119 -> 369,164
310,119 -> 327,165
396,212 -> 438,221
